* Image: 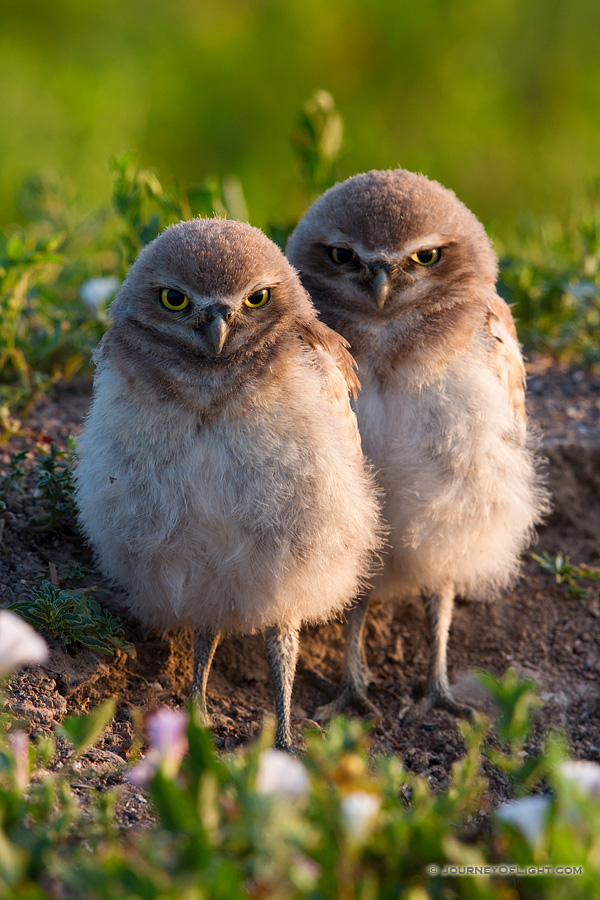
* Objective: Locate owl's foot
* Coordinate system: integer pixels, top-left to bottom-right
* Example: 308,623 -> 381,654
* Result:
314,684 -> 381,725
300,667 -> 380,724
399,684 -> 474,726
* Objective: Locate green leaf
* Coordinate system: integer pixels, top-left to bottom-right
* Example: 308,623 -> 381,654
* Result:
55,698 -> 116,758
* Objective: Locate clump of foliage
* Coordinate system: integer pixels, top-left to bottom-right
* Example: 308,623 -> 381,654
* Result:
531,550 -> 600,599
0,450 -> 27,506
28,441 -> 76,532
109,153 -> 249,273
498,183 -> 600,366
9,580 -> 134,656
291,89 -> 344,201
1,668 -> 599,899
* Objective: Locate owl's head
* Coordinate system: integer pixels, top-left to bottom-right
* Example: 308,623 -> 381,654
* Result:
110,218 -> 313,364
286,168 -> 498,322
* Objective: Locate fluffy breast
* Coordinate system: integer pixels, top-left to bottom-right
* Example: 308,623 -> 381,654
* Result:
75,353 -> 380,634
356,344 -> 546,599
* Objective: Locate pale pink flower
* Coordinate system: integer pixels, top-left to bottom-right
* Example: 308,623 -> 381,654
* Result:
496,796 -> 551,847
0,611 -> 48,674
9,731 -> 30,790
80,276 -> 120,313
255,749 -> 310,798
340,791 -> 381,843
127,707 -> 188,787
559,760 -> 600,799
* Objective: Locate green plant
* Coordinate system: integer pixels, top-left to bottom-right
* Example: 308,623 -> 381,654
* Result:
498,184 -> 600,367
28,441 -> 76,532
531,551 -> 600,599
0,450 -> 28,504
9,580 -> 135,656
291,90 -> 344,202
1,668 -> 599,899
0,698 -> 116,899
110,153 -> 248,272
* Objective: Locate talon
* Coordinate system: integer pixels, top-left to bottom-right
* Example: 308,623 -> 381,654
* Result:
312,682 -> 381,725
297,665 -> 340,699
400,688 -> 475,725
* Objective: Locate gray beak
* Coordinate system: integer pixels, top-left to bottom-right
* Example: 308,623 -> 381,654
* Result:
207,314 -> 229,355
372,268 -> 392,310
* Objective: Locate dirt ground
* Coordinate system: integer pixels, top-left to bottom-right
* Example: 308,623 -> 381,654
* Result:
2,357 -> 600,827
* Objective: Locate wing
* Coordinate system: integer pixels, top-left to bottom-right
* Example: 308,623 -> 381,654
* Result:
485,293 -> 527,435
294,315 -> 363,452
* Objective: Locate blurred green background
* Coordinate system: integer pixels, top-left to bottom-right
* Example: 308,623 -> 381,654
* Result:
2,0 -> 599,235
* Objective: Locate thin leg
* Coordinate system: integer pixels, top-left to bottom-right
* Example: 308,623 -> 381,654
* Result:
265,625 -> 300,751
190,631 -> 221,724
401,586 -> 473,724
309,594 -> 380,724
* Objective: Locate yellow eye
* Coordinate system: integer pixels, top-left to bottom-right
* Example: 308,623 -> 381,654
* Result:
328,246 -> 357,265
160,288 -> 189,310
244,288 -> 271,308
410,248 -> 441,266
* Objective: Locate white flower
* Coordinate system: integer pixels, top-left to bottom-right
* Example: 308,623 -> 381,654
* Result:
340,790 -> 381,843
0,610 -> 48,674
255,749 -> 310,798
496,796 -> 551,847
80,276 -> 120,312
127,707 -> 189,787
559,760 -> 600,799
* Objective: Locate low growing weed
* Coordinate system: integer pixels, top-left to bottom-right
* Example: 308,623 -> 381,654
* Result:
0,668 -> 599,900
9,580 -> 134,657
531,550 -> 600,599
28,441 -> 76,533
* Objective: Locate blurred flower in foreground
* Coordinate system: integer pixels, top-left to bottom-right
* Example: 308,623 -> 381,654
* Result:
0,610 -> 48,674
340,790 -> 381,843
255,749 -> 310,798
496,795 -> 550,847
9,731 -> 30,790
127,707 -> 189,787
559,759 -> 600,798
80,276 -> 120,313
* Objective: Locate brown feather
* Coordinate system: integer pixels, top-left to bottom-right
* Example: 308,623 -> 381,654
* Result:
294,314 -> 360,399
485,294 -> 527,430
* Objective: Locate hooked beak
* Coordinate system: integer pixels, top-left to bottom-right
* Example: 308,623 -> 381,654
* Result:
372,268 -> 392,310
207,313 -> 229,355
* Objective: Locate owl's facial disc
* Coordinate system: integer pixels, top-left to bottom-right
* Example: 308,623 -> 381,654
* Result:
184,287 -> 276,359
325,238 -> 446,313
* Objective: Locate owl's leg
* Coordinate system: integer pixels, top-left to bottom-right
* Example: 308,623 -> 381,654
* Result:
265,624 -> 300,751
311,594 -> 380,724
190,631 -> 221,725
401,586 -> 474,724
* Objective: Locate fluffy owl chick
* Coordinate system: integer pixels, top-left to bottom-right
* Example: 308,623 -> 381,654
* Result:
287,168 -> 549,723
75,217 -> 380,749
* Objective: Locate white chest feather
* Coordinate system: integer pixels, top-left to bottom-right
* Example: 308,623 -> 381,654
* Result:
75,356 -> 379,634
355,348 -> 542,599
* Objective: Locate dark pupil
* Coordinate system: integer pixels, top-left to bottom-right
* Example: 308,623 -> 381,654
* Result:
166,289 -> 184,304
249,290 -> 265,304
330,247 -> 355,264
417,250 -> 435,264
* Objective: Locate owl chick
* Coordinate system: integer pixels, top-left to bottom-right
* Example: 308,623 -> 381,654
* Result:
287,168 -> 549,723
75,218 -> 381,749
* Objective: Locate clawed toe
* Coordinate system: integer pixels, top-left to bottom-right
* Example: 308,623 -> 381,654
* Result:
400,688 -> 475,726
297,665 -> 341,700
313,682 -> 381,725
